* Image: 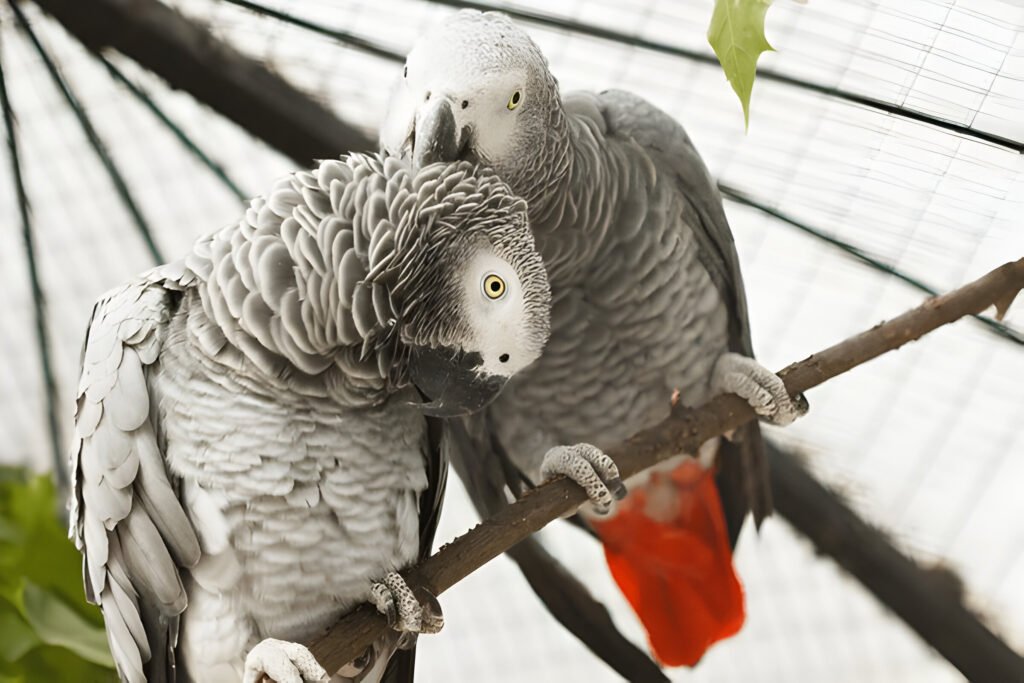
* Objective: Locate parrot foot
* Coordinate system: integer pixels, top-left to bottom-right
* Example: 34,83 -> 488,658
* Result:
540,443 -> 627,516
243,638 -> 328,683
370,571 -> 444,637
712,352 -> 809,426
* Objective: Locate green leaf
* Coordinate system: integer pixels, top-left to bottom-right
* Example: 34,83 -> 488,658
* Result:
0,468 -> 116,678
0,610 -> 40,663
0,469 -> 104,627
12,645 -> 116,683
707,0 -> 775,129
20,583 -> 114,668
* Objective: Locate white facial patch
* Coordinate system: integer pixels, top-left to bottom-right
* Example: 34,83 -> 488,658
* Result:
460,250 -> 541,378
381,28 -> 529,165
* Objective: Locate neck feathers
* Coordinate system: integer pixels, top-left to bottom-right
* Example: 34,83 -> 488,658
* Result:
521,92 -> 630,276
190,156 -> 411,384
512,87 -> 624,239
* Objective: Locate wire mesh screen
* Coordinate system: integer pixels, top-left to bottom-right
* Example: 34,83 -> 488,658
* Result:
0,0 -> 1021,680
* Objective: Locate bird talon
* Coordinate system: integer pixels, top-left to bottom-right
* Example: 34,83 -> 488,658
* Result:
243,638 -> 328,683
371,579 -> 399,627
413,586 -> 445,634
541,443 -> 623,516
609,477 -> 628,500
712,352 -> 808,426
370,571 -> 443,636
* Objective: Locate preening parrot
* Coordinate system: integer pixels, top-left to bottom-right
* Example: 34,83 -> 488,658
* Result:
382,11 -> 807,668
69,154 -> 551,683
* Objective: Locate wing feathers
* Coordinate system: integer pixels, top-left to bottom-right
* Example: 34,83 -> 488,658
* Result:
71,270 -> 196,683
134,424 -> 201,568
107,575 -> 151,661
118,506 -> 187,614
100,587 -> 147,683
106,350 -> 150,432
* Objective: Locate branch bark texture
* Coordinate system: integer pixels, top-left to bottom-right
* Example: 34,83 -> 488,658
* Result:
308,259 -> 1024,671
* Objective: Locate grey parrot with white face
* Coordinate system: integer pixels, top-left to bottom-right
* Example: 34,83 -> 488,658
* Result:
69,154 -> 550,683
382,11 -> 806,668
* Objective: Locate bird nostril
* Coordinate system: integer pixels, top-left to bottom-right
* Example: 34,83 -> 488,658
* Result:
461,100 -> 469,109
499,353 -> 510,363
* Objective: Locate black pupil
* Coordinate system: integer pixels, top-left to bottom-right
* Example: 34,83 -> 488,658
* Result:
512,92 -> 520,104
489,280 -> 501,292
499,354 -> 510,363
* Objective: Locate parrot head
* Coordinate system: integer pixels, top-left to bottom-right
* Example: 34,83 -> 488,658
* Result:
389,161 -> 551,417
381,11 -> 565,205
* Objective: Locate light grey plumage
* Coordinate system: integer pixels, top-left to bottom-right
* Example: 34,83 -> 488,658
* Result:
69,154 -> 550,683
383,11 -> 807,669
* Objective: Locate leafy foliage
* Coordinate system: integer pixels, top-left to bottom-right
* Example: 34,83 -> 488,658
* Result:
0,467 -> 116,682
707,0 -> 775,128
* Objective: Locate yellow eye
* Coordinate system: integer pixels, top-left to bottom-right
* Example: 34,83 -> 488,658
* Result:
483,274 -> 507,300
507,90 -> 522,110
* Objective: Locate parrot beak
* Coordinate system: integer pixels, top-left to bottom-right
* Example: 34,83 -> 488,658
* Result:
408,345 -> 507,417
411,96 -> 470,168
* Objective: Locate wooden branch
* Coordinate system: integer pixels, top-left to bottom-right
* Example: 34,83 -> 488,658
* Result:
766,442 -> 1024,681
30,3 -> 1024,675
27,0 -> 375,165
307,258 -> 1024,671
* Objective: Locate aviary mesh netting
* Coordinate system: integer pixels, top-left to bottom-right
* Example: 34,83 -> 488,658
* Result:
0,0 -> 1021,680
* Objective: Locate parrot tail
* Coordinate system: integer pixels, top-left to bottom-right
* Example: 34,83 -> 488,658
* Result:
591,457 -> 745,668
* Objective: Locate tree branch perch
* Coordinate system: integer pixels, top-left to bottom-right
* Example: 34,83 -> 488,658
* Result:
307,259 -> 1024,672
24,1 -> 1024,676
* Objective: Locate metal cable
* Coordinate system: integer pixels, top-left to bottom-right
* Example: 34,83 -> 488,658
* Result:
96,52 -> 248,202
220,0 -> 404,62
422,0 -> 1023,153
720,183 -> 1024,346
9,0 -> 164,263
0,29 -> 66,487
222,0 -> 1023,153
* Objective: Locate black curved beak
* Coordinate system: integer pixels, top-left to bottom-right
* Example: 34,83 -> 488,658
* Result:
409,345 -> 507,418
412,97 -> 469,168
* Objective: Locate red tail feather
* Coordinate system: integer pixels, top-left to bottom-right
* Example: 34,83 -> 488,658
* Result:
592,458 -> 744,667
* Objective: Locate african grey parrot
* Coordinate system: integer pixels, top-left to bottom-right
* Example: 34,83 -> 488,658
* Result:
381,11 -> 806,668
69,154 -> 551,683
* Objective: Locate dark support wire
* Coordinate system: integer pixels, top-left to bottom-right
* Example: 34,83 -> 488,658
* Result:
766,441 -> 1024,681
220,0 -> 403,62
224,0 -> 1024,345
421,0 -> 1024,154
96,52 -> 247,202
720,183 -> 1024,346
224,0 -> 1024,154
9,0 -> 164,263
0,34 -> 66,488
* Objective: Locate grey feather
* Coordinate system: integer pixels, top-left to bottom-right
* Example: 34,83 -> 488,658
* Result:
386,13 -> 772,677
76,399 -> 103,438
72,152 -> 549,682
107,576 -> 150,661
339,249 -> 364,307
101,592 -> 146,683
119,505 -> 187,614
133,426 -> 200,567
105,352 -> 149,432
352,283 -> 376,338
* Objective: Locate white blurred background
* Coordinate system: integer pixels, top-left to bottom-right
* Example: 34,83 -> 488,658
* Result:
0,0 -> 1022,680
